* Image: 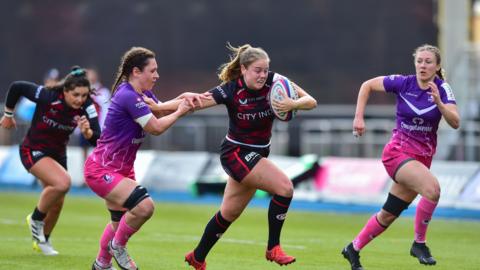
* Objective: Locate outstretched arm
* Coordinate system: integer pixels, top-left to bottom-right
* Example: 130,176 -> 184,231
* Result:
144,92 -> 213,117
142,99 -> 193,136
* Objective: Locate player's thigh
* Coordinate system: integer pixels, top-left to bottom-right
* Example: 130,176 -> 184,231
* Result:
220,177 -> 256,221
104,178 -> 139,208
395,160 -> 440,198
242,158 -> 293,196
30,157 -> 70,188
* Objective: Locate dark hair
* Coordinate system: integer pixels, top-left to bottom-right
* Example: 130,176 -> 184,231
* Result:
47,66 -> 93,94
218,43 -> 269,83
413,44 -> 445,80
111,47 -> 156,94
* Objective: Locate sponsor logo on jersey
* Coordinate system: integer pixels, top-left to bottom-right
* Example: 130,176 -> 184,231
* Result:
131,137 -> 145,144
216,86 -> 227,98
401,121 -> 433,132
441,82 -> 456,101
412,117 -> 424,125
86,104 -> 98,118
103,174 -> 113,184
135,98 -> 147,109
35,86 -> 43,99
245,151 -> 259,162
31,151 -> 43,157
42,116 -> 75,131
236,109 -> 272,121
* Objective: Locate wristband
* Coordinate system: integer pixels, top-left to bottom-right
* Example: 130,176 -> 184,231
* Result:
4,111 -> 13,118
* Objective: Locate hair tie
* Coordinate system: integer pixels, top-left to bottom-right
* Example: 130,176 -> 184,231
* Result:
70,69 -> 86,76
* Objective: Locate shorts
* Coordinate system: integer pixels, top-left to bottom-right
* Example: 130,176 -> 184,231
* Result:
381,142 -> 432,181
220,139 -> 270,182
84,156 -> 135,198
19,145 -> 67,171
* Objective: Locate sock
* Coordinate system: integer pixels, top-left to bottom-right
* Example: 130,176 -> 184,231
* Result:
45,234 -> 50,242
32,207 -> 46,221
97,223 -> 116,266
267,194 -> 292,250
113,215 -> 138,247
414,197 -> 437,243
194,211 -> 231,262
352,214 -> 387,251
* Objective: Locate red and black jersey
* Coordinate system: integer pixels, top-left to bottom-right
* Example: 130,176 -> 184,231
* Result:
5,81 -> 100,156
209,72 -> 276,147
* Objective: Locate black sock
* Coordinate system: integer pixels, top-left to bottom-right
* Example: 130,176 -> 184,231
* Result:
32,207 -> 46,221
194,211 -> 231,262
45,234 -> 50,242
268,194 -> 292,250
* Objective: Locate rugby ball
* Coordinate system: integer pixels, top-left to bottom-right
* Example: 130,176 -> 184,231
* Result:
269,77 -> 298,121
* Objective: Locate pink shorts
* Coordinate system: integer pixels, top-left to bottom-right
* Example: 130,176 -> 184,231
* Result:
381,143 -> 432,181
84,157 -> 135,198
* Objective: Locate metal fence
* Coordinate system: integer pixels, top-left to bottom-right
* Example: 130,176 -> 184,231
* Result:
2,107 -> 479,161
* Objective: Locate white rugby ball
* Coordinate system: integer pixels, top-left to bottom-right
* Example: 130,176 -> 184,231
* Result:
269,77 -> 298,121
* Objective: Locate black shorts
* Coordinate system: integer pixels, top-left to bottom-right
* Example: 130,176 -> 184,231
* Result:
19,145 -> 67,171
220,139 -> 270,182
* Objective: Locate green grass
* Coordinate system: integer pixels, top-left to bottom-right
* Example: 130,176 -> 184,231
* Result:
1,191 -> 479,270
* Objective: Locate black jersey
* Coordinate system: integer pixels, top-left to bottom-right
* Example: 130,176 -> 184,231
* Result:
5,81 -> 100,156
210,72 -> 277,147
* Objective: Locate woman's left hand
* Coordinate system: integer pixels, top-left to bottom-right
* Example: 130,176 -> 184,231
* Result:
77,115 -> 92,138
181,92 -> 212,108
427,82 -> 442,105
271,91 -> 296,113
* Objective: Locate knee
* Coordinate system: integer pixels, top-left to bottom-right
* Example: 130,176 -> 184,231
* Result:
53,175 -> 71,194
276,178 -> 294,197
132,198 -> 155,220
422,184 -> 440,202
422,183 -> 441,202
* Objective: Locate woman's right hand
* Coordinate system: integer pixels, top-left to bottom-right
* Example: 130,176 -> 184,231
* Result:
353,116 -> 365,137
0,116 -> 16,129
177,99 -> 194,116
142,95 -> 158,111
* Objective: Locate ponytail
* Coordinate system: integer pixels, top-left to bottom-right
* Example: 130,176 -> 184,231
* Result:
217,43 -> 269,83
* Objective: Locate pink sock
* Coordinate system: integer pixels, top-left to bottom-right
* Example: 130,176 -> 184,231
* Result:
97,223 -> 116,265
113,215 -> 138,247
352,214 -> 387,251
414,197 -> 437,243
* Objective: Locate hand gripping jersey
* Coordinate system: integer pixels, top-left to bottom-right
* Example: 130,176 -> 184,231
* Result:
383,75 -> 457,157
89,82 -> 158,175
210,72 -> 288,147
5,81 -> 100,156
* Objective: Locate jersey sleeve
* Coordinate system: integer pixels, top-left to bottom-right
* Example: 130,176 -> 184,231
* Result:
5,81 -> 54,109
209,83 -> 233,105
439,82 -> 457,105
83,97 -> 101,146
383,75 -> 406,94
116,90 -> 154,128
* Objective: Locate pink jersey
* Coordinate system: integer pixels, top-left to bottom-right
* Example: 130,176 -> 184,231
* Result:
88,82 -> 157,175
383,75 -> 456,157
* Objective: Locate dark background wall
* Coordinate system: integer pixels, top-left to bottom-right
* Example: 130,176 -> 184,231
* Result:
0,0 -> 437,104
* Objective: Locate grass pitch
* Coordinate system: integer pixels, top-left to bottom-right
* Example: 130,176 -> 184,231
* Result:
0,191 -> 479,270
